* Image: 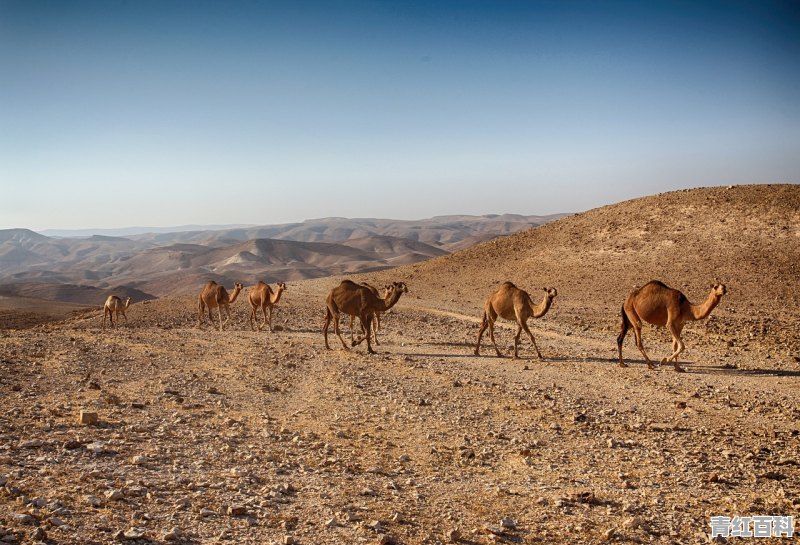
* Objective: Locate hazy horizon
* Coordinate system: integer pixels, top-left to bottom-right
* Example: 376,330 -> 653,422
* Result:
2,1 -> 799,231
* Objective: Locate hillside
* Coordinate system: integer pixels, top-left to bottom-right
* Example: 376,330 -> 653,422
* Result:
367,184 -> 800,359
0,186 -> 798,544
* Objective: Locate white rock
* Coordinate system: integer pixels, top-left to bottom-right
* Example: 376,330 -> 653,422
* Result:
500,517 -> 517,529
105,489 -> 124,501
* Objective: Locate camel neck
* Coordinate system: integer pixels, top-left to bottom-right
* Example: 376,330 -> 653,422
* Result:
380,289 -> 403,311
531,293 -> 553,318
690,290 -> 721,321
229,288 -> 242,303
271,288 -> 284,305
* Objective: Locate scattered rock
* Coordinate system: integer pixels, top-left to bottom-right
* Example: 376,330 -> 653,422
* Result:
78,410 -> 99,425
105,489 -> 124,501
163,527 -> 183,541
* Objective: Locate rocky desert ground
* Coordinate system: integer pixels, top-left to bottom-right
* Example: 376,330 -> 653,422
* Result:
1,185 -> 798,544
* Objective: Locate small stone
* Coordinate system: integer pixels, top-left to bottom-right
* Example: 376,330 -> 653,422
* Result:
398,454 -> 411,463
283,536 -> 296,545
86,442 -> 106,454
706,472 -> 720,483
78,410 -> 99,425
31,528 -> 47,542
377,535 -> 394,545
86,495 -> 103,507
675,401 -> 687,409
227,505 -> 247,516
483,524 -> 504,535
105,489 -> 124,501
48,517 -> 65,527
500,517 -> 517,529
200,508 -> 216,517
123,527 -> 147,539
20,440 -> 43,448
12,514 -> 35,525
447,528 -> 461,542
325,518 -> 339,528
131,455 -> 147,465
163,527 -> 183,541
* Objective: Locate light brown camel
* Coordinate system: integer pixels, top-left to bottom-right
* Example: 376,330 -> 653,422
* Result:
198,281 -> 243,331
617,280 -> 727,372
348,283 -> 389,345
248,281 -> 287,332
324,280 -> 408,354
103,295 -> 131,329
474,282 -> 558,359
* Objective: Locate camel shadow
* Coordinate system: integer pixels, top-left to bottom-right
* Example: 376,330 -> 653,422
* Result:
685,364 -> 800,377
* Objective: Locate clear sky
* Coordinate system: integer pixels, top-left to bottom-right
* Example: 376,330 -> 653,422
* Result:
1,0 -> 798,231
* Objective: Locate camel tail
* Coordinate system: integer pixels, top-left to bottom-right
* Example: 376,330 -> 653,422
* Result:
616,305 -> 629,349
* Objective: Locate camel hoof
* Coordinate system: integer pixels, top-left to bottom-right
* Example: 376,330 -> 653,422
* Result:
660,358 -> 669,367
647,363 -> 656,370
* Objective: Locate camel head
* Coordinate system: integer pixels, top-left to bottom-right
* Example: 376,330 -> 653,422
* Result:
124,296 -> 132,308
542,287 -> 558,300
277,282 -> 287,291
233,282 -> 244,292
393,281 -> 409,294
711,283 -> 727,297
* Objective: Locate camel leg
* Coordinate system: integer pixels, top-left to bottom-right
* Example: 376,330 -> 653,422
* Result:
216,306 -> 224,331
363,314 -> 376,354
103,309 -> 108,329
267,306 -> 273,333
520,319 -> 543,360
323,309 -> 333,349
261,305 -> 268,331
373,313 -> 380,346
487,318 -> 503,358
513,324 -> 522,359
630,318 -> 656,369
121,310 -> 128,325
351,315 -> 369,347
663,322 -> 686,372
332,311 -> 350,350
474,313 -> 489,356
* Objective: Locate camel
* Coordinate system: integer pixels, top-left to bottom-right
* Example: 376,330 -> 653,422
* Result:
474,282 -> 558,359
348,283 -> 389,345
617,280 -> 727,372
198,281 -> 243,331
248,281 -> 287,332
102,295 -> 131,329
324,280 -> 408,354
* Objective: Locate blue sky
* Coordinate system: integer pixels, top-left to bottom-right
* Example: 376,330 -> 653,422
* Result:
1,0 -> 798,231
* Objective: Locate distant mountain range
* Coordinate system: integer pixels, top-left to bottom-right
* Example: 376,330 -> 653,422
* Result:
0,214 -> 566,304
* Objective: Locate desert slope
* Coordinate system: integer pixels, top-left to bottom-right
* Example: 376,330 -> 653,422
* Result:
369,184 -> 800,360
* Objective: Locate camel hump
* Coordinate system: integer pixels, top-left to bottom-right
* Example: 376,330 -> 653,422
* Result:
500,281 -> 517,289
